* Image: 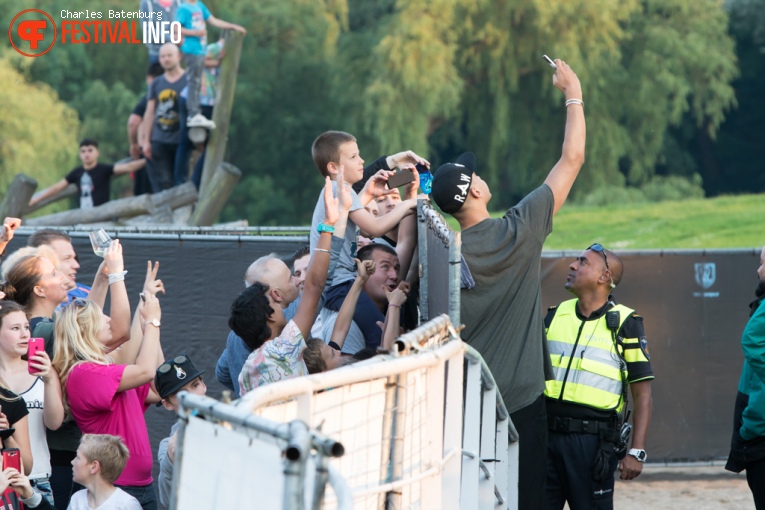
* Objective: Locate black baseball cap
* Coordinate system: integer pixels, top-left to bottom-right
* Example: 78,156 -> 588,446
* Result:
155,354 -> 205,403
430,152 -> 477,214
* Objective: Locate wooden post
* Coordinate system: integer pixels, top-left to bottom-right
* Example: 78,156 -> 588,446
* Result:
0,174 -> 37,219
198,30 -> 245,197
25,184 -> 78,215
189,163 -> 241,226
26,182 -> 198,226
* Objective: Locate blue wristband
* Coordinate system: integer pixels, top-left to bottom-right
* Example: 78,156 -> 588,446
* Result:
317,223 -> 335,234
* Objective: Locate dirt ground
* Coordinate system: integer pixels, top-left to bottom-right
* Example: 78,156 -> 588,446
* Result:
609,464 -> 754,510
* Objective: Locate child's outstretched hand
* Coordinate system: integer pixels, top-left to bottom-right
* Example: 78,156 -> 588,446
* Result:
354,258 -> 375,284
323,176 -> 340,226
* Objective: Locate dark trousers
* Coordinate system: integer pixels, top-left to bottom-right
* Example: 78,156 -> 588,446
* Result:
324,280 -> 385,350
510,394 -> 548,510
174,98 -> 210,187
116,483 -> 157,510
146,142 -> 178,192
546,430 -> 618,510
746,457 -> 765,509
50,462 -> 84,510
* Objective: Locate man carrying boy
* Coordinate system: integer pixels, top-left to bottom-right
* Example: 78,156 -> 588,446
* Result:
69,434 -> 141,510
175,0 -> 245,129
29,140 -> 145,210
310,131 -> 424,350
154,355 -> 207,508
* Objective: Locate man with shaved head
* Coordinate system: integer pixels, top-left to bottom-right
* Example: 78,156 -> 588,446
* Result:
140,42 -> 187,192
544,244 -> 653,509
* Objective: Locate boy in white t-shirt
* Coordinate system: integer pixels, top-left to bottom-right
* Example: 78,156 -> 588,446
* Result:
68,435 -> 141,510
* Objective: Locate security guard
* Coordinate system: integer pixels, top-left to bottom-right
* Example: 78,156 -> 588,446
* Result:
544,244 -> 653,510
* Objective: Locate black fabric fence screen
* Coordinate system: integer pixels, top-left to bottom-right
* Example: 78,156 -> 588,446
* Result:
8,230 -> 761,464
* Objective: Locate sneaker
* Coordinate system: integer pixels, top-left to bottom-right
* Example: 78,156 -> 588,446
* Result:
187,114 -> 216,129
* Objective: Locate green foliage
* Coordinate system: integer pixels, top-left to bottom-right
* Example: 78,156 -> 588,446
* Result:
4,0 -> 751,226
543,192 -> 765,249
580,174 -> 705,206
0,56 -> 79,214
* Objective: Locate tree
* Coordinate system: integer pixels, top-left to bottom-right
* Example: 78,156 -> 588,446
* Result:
0,56 -> 79,214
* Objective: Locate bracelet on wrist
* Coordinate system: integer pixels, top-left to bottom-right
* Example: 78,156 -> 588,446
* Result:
565,98 -> 584,107
388,303 -> 401,308
314,248 -> 331,254
108,270 -> 127,285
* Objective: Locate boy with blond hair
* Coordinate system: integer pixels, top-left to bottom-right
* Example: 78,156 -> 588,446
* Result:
69,435 -> 141,510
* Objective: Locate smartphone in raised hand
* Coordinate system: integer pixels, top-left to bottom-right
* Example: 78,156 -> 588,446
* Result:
27,338 -> 45,375
543,55 -> 557,70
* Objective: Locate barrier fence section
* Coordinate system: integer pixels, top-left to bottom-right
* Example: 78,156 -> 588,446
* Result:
417,199 -> 461,327
235,316 -> 518,510
170,392 -> 353,510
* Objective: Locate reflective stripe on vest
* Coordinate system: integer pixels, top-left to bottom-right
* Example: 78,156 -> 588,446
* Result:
544,299 -> 633,411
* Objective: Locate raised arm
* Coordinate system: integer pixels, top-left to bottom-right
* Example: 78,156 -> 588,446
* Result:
351,199 -> 416,239
381,283 -> 409,351
100,241 -> 131,350
29,351 -> 64,431
0,218 -> 21,255
329,259 -> 374,349
118,291 -> 162,392
294,170 -> 351,338
543,59 -> 586,216
28,179 -> 69,208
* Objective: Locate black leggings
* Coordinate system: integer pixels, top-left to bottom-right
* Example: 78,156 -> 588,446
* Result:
747,457 -> 765,509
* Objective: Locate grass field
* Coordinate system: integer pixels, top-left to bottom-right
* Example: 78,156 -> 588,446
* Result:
462,193 -> 765,250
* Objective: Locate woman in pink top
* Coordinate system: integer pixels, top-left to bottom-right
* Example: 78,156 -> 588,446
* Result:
53,288 -> 164,510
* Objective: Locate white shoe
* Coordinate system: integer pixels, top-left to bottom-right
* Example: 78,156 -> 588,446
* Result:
187,114 -> 216,129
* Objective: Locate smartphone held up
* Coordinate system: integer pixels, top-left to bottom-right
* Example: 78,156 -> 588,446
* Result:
27,338 -> 45,375
543,55 -> 557,70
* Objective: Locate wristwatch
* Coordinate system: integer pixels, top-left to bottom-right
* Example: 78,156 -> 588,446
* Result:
144,319 -> 161,328
628,448 -> 647,462
316,223 -> 335,234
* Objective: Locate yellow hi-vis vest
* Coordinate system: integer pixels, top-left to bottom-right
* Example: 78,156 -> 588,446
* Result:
544,299 -> 633,412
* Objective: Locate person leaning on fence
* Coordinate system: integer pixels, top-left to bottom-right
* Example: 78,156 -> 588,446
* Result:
544,245 -> 653,510
68,434 -> 141,510
154,355 -> 207,508
429,59 -> 585,509
726,245 -> 765,509
235,169 -> 351,394
28,139 -> 146,210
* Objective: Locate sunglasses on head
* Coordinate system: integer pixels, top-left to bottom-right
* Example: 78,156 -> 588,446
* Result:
158,355 -> 189,375
587,243 -> 610,272
69,298 -> 88,309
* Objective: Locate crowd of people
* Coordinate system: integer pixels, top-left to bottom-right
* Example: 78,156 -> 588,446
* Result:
30,0 -> 245,212
14,10 -> 765,506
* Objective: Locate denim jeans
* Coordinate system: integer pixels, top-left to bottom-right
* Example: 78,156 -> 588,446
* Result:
30,478 -> 54,506
174,97 -> 211,187
147,142 -> 178,192
183,53 -> 206,119
115,483 -> 157,510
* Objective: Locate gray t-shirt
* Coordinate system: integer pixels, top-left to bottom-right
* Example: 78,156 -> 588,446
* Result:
310,181 -> 363,286
460,184 -> 554,414
318,308 -> 365,355
148,73 -> 188,145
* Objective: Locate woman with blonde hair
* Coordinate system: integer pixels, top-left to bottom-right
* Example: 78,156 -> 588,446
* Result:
0,300 -> 64,503
53,289 -> 163,510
